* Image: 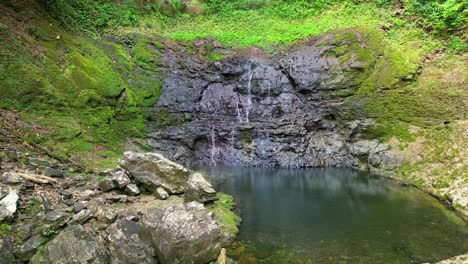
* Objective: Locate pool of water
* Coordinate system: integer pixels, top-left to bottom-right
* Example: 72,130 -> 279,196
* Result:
201,167 -> 467,264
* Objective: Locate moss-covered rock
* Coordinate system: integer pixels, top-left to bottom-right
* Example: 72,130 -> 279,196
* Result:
207,193 -> 241,242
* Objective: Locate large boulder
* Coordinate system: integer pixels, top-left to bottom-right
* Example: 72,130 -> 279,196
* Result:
119,152 -> 189,194
107,219 -> 156,264
153,201 -> 222,264
184,173 -> 218,204
33,224 -> 108,264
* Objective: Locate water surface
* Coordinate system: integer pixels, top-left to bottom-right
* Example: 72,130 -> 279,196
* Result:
202,167 -> 467,264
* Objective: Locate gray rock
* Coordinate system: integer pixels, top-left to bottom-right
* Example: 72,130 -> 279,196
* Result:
0,189 -> 18,221
62,199 -> 74,206
58,189 -> 72,199
184,173 -> 218,204
73,204 -> 87,214
106,219 -> 156,264
153,201 -> 222,264
45,211 -> 70,223
0,237 -> 15,264
34,224 -> 108,264
69,209 -> 93,225
0,185 -> 8,200
155,187 -> 169,200
97,209 -> 117,224
140,207 -> 164,229
98,177 -> 116,192
99,170 -> 131,192
1,172 -> 23,184
119,152 -> 189,194
112,170 -> 131,189
125,183 -> 140,196
17,235 -> 42,261
43,167 -> 63,178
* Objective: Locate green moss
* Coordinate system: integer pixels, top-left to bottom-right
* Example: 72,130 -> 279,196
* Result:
131,41 -> 161,71
207,193 -> 241,236
0,224 -> 10,238
359,45 -> 420,95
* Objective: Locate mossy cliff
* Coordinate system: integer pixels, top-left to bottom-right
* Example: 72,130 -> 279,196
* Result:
0,0 -> 167,168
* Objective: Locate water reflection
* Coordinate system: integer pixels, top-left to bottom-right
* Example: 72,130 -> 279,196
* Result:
199,167 -> 467,263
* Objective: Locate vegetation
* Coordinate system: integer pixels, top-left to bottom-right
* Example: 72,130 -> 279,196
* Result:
207,193 -> 241,236
0,0 -> 465,178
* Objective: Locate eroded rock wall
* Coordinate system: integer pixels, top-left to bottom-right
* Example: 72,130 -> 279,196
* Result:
147,30 -> 400,173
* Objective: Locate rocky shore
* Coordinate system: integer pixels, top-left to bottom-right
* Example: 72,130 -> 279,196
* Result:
0,151 -> 240,264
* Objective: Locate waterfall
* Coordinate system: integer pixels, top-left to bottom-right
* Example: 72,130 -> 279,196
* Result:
245,68 -> 254,123
258,130 -> 271,158
210,127 -> 217,166
230,128 -> 236,147
236,103 -> 243,123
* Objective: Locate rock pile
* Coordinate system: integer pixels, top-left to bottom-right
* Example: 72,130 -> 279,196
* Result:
0,151 -> 240,264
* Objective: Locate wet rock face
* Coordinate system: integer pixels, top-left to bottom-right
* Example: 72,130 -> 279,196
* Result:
147,32 -> 398,171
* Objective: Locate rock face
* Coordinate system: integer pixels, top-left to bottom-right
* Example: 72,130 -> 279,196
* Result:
36,224 -> 108,264
147,29 -> 401,172
153,201 -> 222,264
184,173 -> 218,203
107,219 -> 156,264
120,151 -> 190,194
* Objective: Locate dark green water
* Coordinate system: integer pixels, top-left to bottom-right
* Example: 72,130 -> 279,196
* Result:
203,167 -> 467,264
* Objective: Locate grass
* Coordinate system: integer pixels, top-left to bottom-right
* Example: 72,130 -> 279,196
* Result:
122,3 -> 384,50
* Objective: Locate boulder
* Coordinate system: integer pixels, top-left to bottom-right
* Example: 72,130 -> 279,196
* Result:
106,219 -> 156,264
98,177 -> 116,192
34,224 -> 108,264
0,189 -> 18,221
99,171 -> 131,192
184,173 -> 218,204
125,183 -> 140,196
153,201 -> 222,264
155,187 -> 169,200
119,152 -> 189,194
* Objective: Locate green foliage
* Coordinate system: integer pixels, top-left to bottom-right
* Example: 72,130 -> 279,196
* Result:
402,0 -> 466,36
0,224 -> 10,237
42,0 -> 141,34
168,0 -> 184,16
447,36 -> 468,54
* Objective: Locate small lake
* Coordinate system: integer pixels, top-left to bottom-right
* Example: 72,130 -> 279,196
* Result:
202,167 -> 467,264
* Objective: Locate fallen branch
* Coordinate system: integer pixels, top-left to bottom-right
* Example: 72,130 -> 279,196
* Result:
17,173 -> 58,185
